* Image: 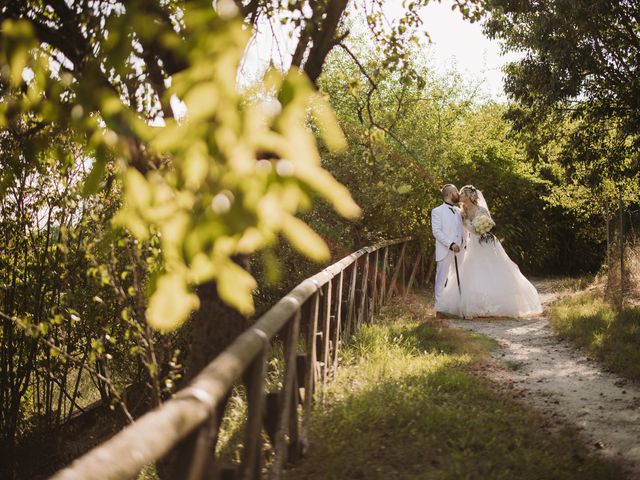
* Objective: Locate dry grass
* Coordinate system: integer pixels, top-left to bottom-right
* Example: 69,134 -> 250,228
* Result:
605,242 -> 640,304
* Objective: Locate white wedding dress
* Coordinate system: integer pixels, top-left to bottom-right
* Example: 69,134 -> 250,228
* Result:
438,206 -> 542,319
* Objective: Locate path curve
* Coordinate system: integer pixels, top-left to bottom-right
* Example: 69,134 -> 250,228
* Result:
451,280 -> 640,478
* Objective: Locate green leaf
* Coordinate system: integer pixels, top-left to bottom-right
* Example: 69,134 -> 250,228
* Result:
261,249 -> 282,285
183,82 -> 219,121
83,160 -> 106,196
281,214 -> 330,262
146,273 -> 200,332
217,260 -> 257,316
297,167 -> 361,219
3,20 -> 35,87
124,168 -> 151,209
311,93 -> 347,153
278,76 -> 296,107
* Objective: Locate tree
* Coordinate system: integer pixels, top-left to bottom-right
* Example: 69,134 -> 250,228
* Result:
481,0 -> 640,274
483,0 -> 640,185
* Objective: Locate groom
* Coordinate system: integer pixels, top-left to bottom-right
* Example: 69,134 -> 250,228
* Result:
431,184 -> 465,318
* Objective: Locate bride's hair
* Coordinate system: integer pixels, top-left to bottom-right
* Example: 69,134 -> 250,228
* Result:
460,185 -> 479,204
460,184 -> 491,217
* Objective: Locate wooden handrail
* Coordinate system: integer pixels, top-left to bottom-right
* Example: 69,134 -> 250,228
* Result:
52,237 -> 422,480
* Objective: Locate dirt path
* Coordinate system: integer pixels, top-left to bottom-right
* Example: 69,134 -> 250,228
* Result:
451,280 -> 640,478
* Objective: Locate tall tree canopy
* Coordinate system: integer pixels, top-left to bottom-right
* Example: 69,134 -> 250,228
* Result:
483,0 -> 640,212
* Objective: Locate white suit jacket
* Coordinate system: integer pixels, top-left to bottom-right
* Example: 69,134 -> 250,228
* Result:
431,203 -> 465,262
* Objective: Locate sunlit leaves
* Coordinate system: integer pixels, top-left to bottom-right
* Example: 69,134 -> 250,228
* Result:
311,93 -> 348,152
146,273 -> 200,331
217,259 -> 258,316
0,1 -> 364,331
281,214 -> 330,262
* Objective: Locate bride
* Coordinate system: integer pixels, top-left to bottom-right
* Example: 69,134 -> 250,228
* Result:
438,185 -> 542,318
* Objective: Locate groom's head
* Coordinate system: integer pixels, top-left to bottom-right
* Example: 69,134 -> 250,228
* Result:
441,184 -> 459,203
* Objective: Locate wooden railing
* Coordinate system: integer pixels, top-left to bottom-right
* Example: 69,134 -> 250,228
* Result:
52,237 -> 431,480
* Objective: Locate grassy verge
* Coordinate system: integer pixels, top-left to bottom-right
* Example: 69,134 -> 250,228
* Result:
285,295 -> 623,480
549,291 -> 640,381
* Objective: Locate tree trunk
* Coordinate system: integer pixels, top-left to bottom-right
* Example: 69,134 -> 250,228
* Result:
184,280 -> 249,383
157,259 -> 249,479
301,0 -> 349,85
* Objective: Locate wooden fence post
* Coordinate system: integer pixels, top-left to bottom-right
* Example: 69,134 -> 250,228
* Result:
380,247 -> 388,309
241,348 -> 268,480
619,191 -> 625,308
371,250 -> 379,316
401,252 -> 406,294
386,242 -> 407,302
321,281 -> 332,399
606,216 -> 611,270
424,252 -> 435,288
357,253 -> 370,329
182,409 -> 222,480
345,262 -> 358,337
301,292 -> 319,454
269,311 -> 300,479
404,252 -> 422,298
332,271 -> 344,376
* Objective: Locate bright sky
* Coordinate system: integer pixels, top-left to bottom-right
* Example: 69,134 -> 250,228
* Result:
240,0 -> 519,100
414,0 -> 519,100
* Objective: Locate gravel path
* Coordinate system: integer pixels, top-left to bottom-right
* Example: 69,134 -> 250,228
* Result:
451,280 -> 640,478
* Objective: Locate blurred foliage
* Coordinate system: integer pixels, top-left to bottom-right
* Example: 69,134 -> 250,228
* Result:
0,1 -> 359,476
0,2 -> 360,332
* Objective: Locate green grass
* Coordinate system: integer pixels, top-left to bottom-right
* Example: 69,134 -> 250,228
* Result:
285,297 -> 624,480
550,291 -> 640,381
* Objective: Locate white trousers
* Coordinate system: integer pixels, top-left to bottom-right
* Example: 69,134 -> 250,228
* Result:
434,254 -> 452,311
435,252 -> 463,311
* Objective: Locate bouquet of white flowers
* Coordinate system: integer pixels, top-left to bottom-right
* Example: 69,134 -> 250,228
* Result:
472,214 -> 496,244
